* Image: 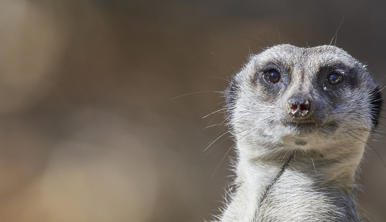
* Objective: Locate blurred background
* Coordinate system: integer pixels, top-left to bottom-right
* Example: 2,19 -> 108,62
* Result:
0,0 -> 385,221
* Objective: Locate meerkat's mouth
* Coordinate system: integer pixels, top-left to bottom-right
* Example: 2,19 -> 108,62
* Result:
282,120 -> 339,135
285,121 -> 317,127
283,121 -> 317,128
282,120 -> 320,134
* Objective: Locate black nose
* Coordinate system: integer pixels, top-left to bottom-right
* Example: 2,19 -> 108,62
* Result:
287,96 -> 311,119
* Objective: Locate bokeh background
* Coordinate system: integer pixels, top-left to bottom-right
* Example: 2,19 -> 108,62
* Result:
0,0 -> 386,221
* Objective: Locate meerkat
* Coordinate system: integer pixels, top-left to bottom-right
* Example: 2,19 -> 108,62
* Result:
216,44 -> 383,222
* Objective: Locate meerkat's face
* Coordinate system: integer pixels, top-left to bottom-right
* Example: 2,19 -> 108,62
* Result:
226,44 -> 382,155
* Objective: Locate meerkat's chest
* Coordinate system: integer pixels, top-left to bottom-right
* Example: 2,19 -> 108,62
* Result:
254,171 -> 359,222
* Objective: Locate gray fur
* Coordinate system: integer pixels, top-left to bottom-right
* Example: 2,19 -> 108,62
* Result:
216,44 -> 382,222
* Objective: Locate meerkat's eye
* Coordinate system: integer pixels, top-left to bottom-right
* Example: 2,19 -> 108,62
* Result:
327,72 -> 343,85
263,69 -> 281,83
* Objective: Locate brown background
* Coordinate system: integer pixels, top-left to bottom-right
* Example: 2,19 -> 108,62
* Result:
0,0 -> 385,221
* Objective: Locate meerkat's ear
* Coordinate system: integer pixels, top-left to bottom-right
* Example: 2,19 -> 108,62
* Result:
369,86 -> 383,128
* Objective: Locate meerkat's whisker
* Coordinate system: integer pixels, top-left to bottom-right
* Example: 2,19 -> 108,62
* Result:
204,130 -> 231,152
201,108 -> 227,119
211,145 -> 234,178
205,122 -> 226,129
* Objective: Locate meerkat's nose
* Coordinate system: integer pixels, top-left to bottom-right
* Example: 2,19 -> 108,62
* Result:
287,96 -> 311,119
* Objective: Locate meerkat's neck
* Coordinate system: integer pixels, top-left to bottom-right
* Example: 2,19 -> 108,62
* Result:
220,142 -> 364,222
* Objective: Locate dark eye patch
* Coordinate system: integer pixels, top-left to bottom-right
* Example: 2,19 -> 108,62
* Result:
252,63 -> 290,101
317,63 -> 357,92
254,63 -> 289,84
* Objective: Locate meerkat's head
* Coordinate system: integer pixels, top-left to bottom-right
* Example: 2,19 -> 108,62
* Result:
226,44 -> 382,159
